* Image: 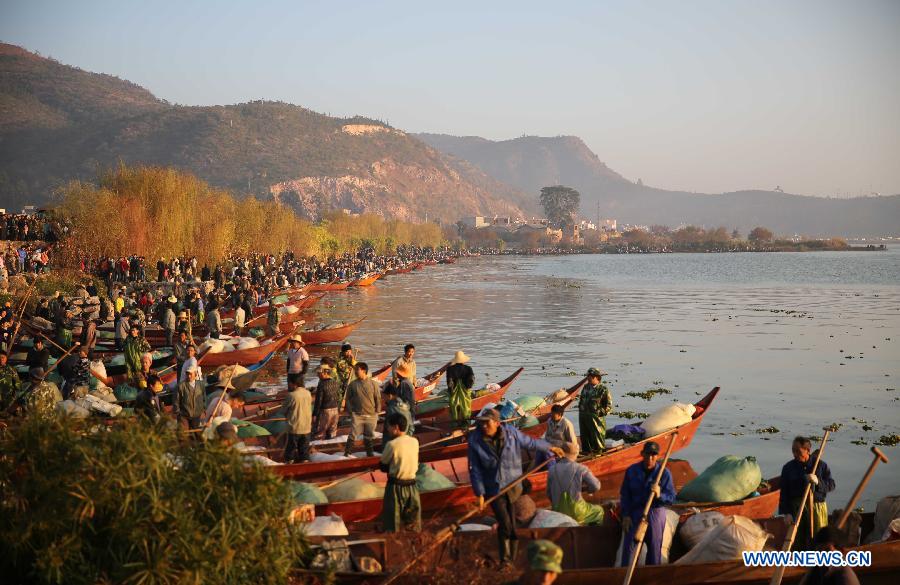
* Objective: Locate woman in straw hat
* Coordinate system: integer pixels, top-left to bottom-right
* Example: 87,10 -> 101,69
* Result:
446,351 -> 474,430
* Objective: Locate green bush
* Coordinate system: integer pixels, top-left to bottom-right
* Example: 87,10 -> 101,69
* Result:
0,416 -> 310,584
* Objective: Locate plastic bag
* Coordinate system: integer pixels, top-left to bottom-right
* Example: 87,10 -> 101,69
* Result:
553,492 -> 605,525
675,515 -> 769,564
677,455 -> 762,503
641,403 -> 696,436
679,511 -> 725,550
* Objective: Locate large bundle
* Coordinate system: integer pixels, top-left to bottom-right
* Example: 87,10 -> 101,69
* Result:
675,515 -> 769,564
616,508 -> 680,566
641,403 -> 696,437
77,394 -> 123,417
528,509 -> 580,528
235,337 -> 260,350
416,464 -> 455,492
515,395 -> 546,413
290,482 -> 329,505
56,400 -> 91,418
278,305 -> 299,315
865,496 -> 900,544
322,478 -> 384,502
677,455 -> 762,503
679,511 -> 725,550
114,383 -> 139,402
198,338 -> 230,354
301,515 -> 348,536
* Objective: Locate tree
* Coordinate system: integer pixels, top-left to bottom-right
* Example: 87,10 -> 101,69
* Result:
731,228 -> 741,240
748,227 -> 774,243
539,186 -> 581,227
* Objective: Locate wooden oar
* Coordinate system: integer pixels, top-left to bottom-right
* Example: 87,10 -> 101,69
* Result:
622,431 -> 679,585
769,429 -> 831,585
836,447 -> 889,529
381,456 -> 556,585
202,366 -> 238,431
5,280 -> 37,357
315,469 -> 374,490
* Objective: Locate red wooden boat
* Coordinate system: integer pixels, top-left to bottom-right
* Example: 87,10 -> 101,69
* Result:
350,273 -> 383,287
413,367 -> 524,422
370,361 -> 450,402
671,476 -> 781,521
197,333 -> 292,367
307,279 -> 352,292
279,318 -> 365,344
273,376 -> 587,480
384,266 -> 414,275
308,387 -> 719,523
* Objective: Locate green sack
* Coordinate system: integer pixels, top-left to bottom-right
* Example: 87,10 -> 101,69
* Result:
417,395 -> 449,415
272,294 -> 290,305
553,492 -> 605,525
290,482 -> 328,504
516,395 -> 546,413
231,418 -> 271,438
248,327 -> 265,339
415,463 -> 455,492
241,390 -> 270,404
114,383 -> 139,402
678,455 -> 762,503
261,420 -> 290,435
517,415 -> 540,429
323,478 -> 384,502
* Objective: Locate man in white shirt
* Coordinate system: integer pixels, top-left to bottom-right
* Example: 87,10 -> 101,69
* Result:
180,344 -> 200,383
285,334 -> 309,386
544,404 -> 578,448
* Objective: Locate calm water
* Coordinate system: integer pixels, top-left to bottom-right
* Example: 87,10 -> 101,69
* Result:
303,249 -> 900,510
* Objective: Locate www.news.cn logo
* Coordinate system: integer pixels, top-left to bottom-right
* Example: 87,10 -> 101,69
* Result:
743,550 -> 872,567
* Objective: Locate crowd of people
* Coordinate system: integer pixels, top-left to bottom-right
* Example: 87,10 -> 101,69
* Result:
0,212 -> 63,242
1,243 -> 52,284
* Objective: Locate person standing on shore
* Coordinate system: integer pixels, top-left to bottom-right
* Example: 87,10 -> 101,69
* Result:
206,301 -> 221,339
162,297 -> 177,347
379,412 -> 421,533
578,367 -> 612,455
282,378 -> 313,464
446,350 -> 474,430
779,435 -> 836,550
342,362 -> 380,457
468,409 -> 563,566
619,441 -> 676,567
391,343 -> 417,383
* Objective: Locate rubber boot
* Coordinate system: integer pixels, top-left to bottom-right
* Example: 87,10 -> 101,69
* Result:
343,437 -> 354,457
498,538 -> 511,564
508,540 -> 519,566
364,438 -> 375,457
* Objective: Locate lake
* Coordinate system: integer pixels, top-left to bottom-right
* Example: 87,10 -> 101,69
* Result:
307,249 -> 900,510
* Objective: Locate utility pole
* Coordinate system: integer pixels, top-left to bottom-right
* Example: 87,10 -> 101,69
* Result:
596,200 -> 601,230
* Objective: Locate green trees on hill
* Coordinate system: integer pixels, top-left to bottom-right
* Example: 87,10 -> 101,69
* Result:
540,185 -> 581,227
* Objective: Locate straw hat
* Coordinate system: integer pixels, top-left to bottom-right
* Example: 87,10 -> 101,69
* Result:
167,295 -> 177,303
450,350 -> 470,365
289,334 -> 304,344
178,311 -> 187,319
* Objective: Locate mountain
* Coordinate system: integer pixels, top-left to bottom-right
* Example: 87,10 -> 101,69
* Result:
0,43 -> 533,221
416,134 -> 900,237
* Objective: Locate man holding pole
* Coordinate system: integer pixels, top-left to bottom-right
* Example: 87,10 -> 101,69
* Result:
468,408 -> 564,566
619,441 -> 676,567
779,435 -> 836,550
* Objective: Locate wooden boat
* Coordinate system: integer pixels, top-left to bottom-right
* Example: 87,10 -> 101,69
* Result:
384,265 -> 414,275
350,273 -> 383,287
307,279 -> 352,292
273,376 -> 586,480
339,512 -> 899,585
283,318 -> 365,344
413,367 -> 525,422
307,387 -> 719,523
197,333 -> 292,367
205,349 -> 279,392
370,361 -> 450,401
671,476 -> 781,521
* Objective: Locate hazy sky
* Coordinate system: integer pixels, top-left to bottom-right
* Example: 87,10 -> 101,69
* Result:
3,0 -> 899,197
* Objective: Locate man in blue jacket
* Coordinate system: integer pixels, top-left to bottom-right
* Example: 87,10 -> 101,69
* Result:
619,441 -> 676,567
468,408 -> 564,566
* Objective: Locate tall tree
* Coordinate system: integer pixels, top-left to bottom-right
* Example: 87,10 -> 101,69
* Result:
748,226 -> 774,242
539,185 -> 581,227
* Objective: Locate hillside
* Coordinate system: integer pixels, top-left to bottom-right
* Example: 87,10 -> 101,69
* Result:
0,43 -> 533,221
417,134 -> 900,237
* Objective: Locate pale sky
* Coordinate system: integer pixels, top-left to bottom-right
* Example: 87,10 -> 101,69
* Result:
2,0 -> 899,197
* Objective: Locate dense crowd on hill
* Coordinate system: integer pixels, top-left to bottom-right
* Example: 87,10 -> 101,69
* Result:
0,212 -> 63,242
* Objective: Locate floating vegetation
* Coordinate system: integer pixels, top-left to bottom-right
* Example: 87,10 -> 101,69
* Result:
875,434 -> 899,447
613,410 -> 649,420
755,426 -> 780,434
625,388 -> 672,401
851,438 -> 868,446
825,423 -> 843,432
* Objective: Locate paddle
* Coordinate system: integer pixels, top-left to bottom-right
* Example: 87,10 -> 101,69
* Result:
622,431 -> 679,585
315,469 -> 374,490
836,446 -> 889,530
380,456 -> 556,585
5,280 -> 37,357
6,341 -> 81,415
769,429 -> 831,585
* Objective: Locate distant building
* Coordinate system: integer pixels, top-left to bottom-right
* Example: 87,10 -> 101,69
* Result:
599,218 -> 617,231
